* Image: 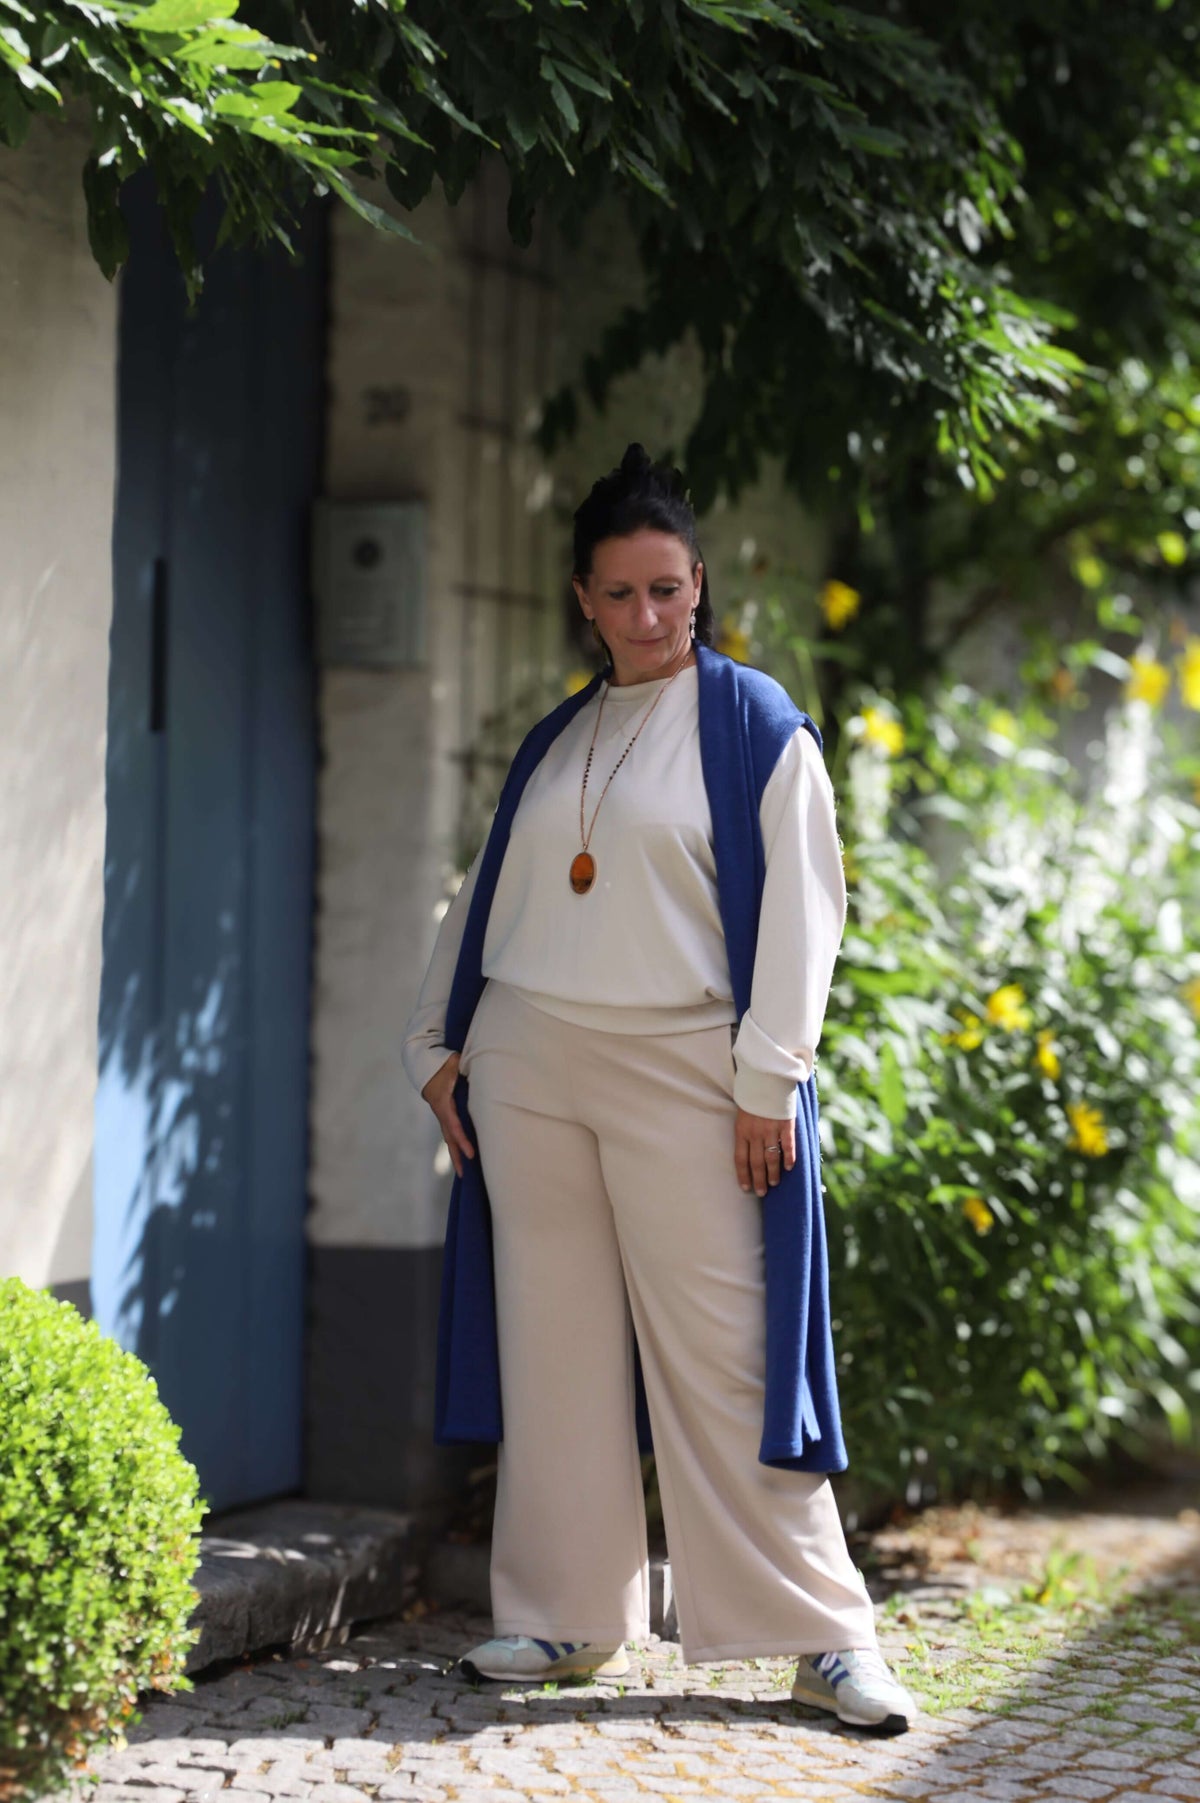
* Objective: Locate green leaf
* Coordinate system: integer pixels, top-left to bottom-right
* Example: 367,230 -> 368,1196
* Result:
553,58 -> 613,101
211,79 -> 301,115
878,1041 -> 907,1126
0,67 -> 34,142
1153,1381 -> 1193,1444
618,146 -> 672,204
160,95 -> 212,139
504,98 -> 540,156
322,174 -> 418,244
841,121 -> 907,158
410,64 -> 495,145
351,89 -> 434,152
129,0 -> 239,31
539,56 -> 578,133
173,32 -> 286,71
13,52 -> 56,94
82,154 -> 130,279
0,17 -> 25,54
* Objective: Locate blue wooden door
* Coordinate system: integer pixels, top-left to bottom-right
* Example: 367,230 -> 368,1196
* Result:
93,177 -> 325,1512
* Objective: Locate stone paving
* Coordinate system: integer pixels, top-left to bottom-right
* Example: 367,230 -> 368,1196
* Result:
81,1466 -> 1200,1803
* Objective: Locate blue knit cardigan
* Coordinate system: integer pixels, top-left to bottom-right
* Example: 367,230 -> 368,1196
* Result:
433,638 -> 849,1473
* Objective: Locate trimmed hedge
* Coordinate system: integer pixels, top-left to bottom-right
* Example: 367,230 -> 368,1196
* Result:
0,1279 -> 204,1801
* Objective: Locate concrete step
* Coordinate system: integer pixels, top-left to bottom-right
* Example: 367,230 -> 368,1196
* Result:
187,1498 -> 421,1673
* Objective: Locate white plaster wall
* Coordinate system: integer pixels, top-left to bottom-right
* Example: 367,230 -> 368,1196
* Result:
309,181 -> 457,1253
0,115 -> 116,1288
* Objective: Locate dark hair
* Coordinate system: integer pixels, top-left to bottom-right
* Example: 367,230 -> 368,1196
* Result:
572,442 -> 714,651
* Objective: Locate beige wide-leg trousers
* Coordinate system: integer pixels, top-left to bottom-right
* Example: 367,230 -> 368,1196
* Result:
458,978 -> 880,1664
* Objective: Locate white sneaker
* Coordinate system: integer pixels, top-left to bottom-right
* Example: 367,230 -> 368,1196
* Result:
791,1644 -> 917,1733
459,1635 -> 630,1682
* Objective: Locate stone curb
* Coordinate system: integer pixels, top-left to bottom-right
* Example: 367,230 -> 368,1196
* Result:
187,1500 -> 422,1674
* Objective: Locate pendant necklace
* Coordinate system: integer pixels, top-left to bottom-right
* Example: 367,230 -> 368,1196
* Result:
571,643 -> 693,895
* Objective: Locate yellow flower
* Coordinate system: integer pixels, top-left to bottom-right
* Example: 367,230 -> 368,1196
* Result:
1125,654 -> 1170,707
717,616 -> 752,663
1066,1100 -> 1109,1157
859,705 -> 905,757
942,1010 -> 985,1050
1182,977 -> 1200,1020
564,668 -> 593,696
819,579 -> 861,632
987,708 -> 1017,741
962,1195 -> 995,1235
1176,637 -> 1200,711
985,984 -> 1033,1031
1034,1028 -> 1061,1080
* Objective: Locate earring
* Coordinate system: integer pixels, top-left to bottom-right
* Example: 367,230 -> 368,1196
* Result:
689,608 -> 697,640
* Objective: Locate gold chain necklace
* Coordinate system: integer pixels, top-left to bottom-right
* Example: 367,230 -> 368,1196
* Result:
570,644 -> 693,895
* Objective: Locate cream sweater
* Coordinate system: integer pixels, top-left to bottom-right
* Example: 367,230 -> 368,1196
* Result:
401,663 -> 848,1120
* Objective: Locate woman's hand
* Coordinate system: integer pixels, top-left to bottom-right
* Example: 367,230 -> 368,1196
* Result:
734,1108 -> 796,1198
421,1051 -> 477,1178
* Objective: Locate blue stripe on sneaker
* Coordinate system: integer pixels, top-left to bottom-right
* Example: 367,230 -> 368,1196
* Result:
531,1638 -> 588,1663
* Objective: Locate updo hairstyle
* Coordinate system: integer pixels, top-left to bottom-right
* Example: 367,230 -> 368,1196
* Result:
572,443 -> 715,652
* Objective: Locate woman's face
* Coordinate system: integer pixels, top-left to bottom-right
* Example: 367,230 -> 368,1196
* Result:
573,529 -> 702,687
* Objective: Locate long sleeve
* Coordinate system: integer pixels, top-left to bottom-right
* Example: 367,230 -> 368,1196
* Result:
731,724 -> 848,1120
400,846 -> 485,1098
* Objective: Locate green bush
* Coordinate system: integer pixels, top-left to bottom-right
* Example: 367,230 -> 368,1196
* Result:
816,664 -> 1200,1508
729,585 -> 1200,1507
0,1279 -> 204,1801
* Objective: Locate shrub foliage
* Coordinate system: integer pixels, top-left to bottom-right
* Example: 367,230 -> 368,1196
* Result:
741,604 -> 1200,1506
0,1279 -> 204,1801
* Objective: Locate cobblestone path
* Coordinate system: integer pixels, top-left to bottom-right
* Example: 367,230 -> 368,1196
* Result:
84,1468 -> 1200,1803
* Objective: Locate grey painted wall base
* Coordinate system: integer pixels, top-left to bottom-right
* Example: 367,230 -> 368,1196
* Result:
49,1278 -> 92,1318
187,1498 -> 421,1674
306,1244 -> 475,1512
303,1247 -> 898,1536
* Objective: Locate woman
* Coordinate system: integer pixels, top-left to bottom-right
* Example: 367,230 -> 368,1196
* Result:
402,443 -> 916,1735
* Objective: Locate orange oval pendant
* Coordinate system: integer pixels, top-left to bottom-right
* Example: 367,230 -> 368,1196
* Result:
569,851 -> 596,894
